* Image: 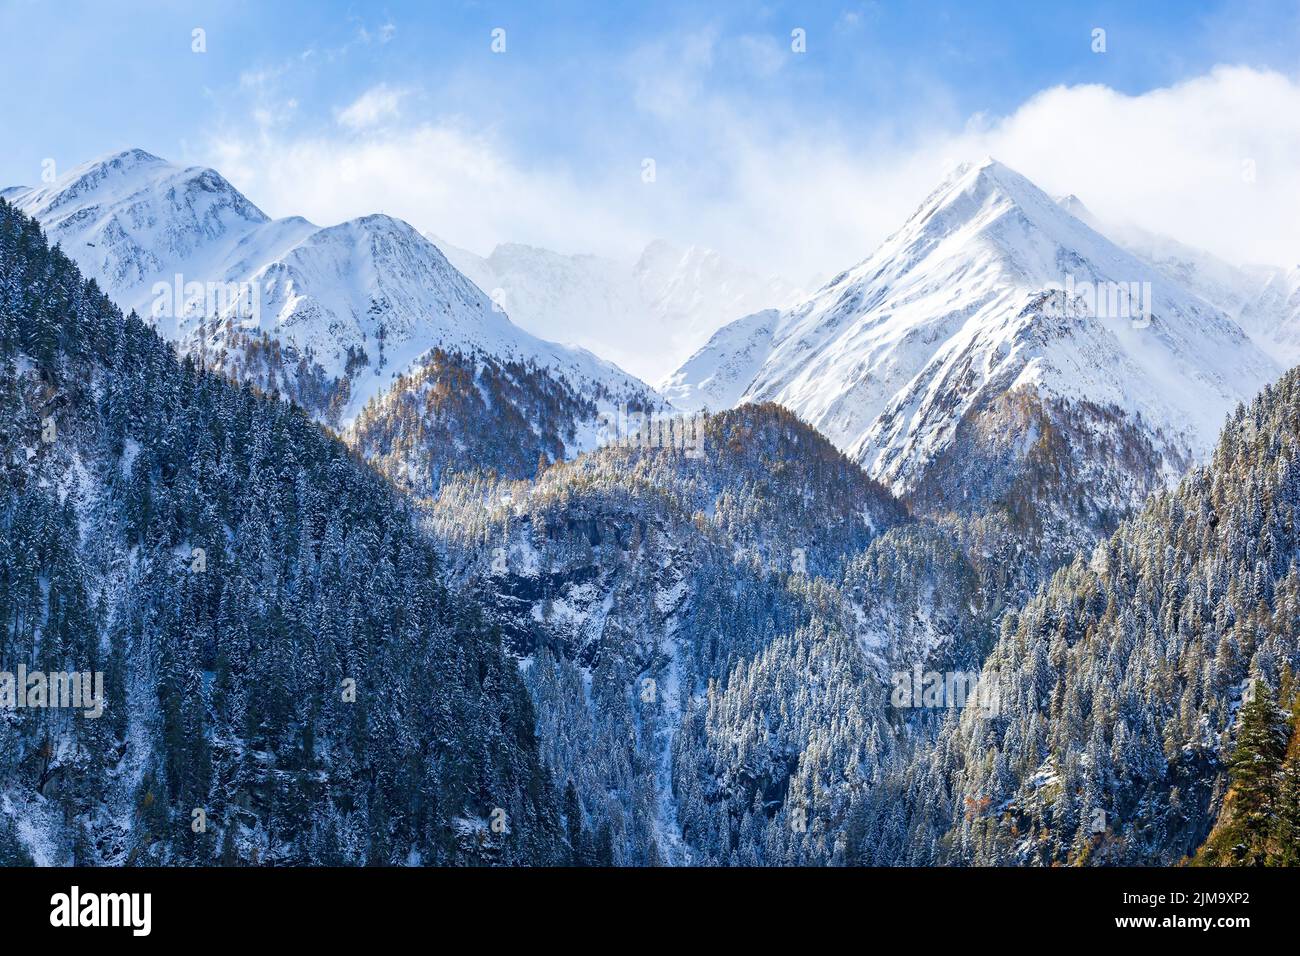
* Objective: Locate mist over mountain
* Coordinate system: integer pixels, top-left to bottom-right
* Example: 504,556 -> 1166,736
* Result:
426,233 -> 804,383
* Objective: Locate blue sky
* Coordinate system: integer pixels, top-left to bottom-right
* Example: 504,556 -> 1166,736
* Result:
2,0 -> 1298,277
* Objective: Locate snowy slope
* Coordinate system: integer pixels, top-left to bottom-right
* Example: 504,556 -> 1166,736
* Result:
6,149 -> 661,425
1247,265 -> 1300,358
657,309 -> 778,412
1066,196 -> 1300,366
666,158 -> 1280,495
424,235 -> 802,381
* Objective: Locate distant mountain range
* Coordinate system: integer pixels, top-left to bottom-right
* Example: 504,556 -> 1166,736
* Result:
425,234 -> 805,382
11,149 -> 1296,513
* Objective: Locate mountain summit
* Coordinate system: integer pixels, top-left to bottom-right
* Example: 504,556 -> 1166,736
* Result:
664,158 -> 1278,546
4,149 -> 660,428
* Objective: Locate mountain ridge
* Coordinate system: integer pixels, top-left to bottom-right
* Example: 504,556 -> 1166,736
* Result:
5,149 -> 663,432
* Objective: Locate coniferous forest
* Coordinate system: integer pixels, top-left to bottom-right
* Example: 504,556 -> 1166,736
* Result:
0,200 -> 564,865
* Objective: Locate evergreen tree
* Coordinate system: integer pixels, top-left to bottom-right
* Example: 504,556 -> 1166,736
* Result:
1273,724 -> 1300,866
1226,683 -> 1288,864
563,780 -> 585,866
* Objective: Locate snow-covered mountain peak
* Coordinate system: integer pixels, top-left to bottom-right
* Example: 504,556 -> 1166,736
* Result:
658,308 -> 779,412
490,241 -> 607,269
665,158 -> 1280,503
895,156 -> 1047,234
49,147 -> 171,194
635,237 -> 681,262
872,155 -> 1132,291
631,238 -> 725,283
1054,193 -> 1099,228
6,149 -> 282,310
909,155 -> 1016,212
20,148 -> 268,228
6,148 -> 664,428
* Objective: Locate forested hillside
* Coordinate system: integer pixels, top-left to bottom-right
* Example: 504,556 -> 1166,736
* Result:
424,404 -> 1002,864
349,347 -> 617,492
877,372 -> 1300,865
0,198 -> 564,865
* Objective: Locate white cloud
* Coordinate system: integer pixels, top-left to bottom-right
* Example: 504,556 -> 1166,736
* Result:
715,65 -> 1300,277
637,64 -> 1300,280
207,65 -> 1300,303
336,84 -> 407,130
956,66 -> 1300,269
204,122 -> 646,262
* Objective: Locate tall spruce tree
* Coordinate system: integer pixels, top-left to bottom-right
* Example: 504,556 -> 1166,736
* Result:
1227,682 -> 1289,864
